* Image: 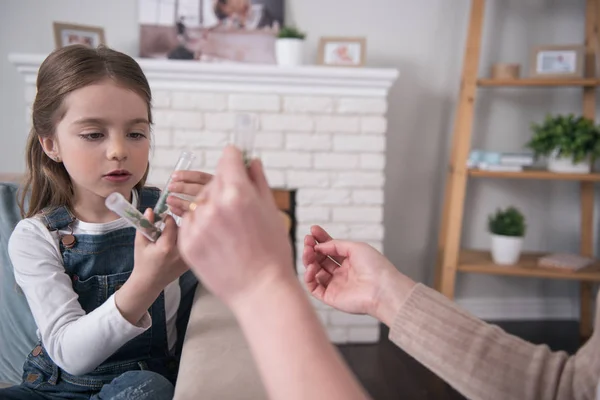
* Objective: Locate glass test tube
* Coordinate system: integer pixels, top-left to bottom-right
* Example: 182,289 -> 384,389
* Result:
233,113 -> 258,166
105,192 -> 162,242
153,151 -> 197,223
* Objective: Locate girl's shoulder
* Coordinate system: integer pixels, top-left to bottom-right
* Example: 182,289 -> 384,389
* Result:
10,215 -> 55,245
8,216 -> 59,269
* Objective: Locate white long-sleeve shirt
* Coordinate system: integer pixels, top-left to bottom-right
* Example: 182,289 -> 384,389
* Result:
8,190 -> 180,376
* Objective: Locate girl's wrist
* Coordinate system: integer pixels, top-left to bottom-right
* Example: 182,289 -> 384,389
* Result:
128,268 -> 166,296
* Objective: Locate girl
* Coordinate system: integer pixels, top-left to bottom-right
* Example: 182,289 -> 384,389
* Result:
1,44 -> 201,399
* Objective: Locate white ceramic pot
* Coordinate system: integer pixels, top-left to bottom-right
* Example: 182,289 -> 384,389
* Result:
547,150 -> 591,174
490,234 -> 523,265
275,38 -> 304,66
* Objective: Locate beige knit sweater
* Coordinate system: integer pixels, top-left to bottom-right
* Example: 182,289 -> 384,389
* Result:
390,283 -> 600,400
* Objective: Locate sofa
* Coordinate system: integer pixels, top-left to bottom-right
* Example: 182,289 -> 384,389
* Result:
0,175 -> 267,398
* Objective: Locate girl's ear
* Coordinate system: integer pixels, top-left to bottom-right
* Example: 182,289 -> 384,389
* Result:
39,136 -> 61,162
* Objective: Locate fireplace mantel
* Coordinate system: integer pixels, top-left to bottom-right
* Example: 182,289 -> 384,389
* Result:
9,53 -> 398,97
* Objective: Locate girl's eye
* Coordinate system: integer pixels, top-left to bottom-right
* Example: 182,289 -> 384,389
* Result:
80,133 -> 103,141
128,132 -> 147,140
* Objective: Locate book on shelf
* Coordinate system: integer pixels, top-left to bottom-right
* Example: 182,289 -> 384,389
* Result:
467,150 -> 534,170
477,163 -> 523,172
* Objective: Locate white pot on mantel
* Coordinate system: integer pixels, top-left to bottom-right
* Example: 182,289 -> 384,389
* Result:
547,150 -> 591,174
275,38 -> 305,66
490,234 -> 523,265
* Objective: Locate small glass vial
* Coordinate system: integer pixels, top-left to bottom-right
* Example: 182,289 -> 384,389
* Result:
233,113 -> 258,166
105,192 -> 162,242
153,151 -> 197,224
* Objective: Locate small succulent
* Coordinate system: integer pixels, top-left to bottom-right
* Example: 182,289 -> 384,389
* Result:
277,26 -> 306,40
488,206 -> 526,237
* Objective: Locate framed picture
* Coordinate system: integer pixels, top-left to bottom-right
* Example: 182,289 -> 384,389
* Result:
53,22 -> 106,49
317,37 -> 366,67
138,0 -> 284,63
529,45 -> 584,78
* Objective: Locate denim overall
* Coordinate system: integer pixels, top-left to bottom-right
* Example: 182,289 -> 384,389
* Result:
0,187 -> 198,399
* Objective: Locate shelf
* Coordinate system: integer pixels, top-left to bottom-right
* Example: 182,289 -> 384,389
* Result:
477,78 -> 599,87
457,250 -> 600,282
468,169 -> 600,181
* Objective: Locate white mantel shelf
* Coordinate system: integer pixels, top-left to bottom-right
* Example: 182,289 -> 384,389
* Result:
8,53 -> 399,97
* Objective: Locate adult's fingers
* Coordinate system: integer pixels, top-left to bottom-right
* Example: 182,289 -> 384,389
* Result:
247,158 -> 274,201
215,145 -> 249,186
314,240 -> 354,260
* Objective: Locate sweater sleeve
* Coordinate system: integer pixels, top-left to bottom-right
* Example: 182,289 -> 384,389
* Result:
8,218 -> 152,376
389,283 -> 600,400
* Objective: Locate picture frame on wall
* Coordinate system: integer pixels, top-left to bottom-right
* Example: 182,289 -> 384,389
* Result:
529,45 -> 584,78
53,22 -> 106,49
317,37 -> 366,67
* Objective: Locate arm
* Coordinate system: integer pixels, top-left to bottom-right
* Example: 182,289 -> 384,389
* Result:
386,281 -> 600,400
177,146 -> 371,400
305,230 -> 599,400
232,272 -> 369,400
9,219 -> 151,375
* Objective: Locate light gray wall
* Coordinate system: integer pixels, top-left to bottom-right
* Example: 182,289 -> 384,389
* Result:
1,0 -> 597,315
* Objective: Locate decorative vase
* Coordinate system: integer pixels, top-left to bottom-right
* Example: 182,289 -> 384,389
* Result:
547,150 -> 591,174
275,38 -> 304,66
490,234 -> 523,265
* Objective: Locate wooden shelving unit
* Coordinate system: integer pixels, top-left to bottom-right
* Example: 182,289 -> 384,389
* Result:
477,78 -> 599,87
458,250 -> 600,282
435,0 -> 599,340
468,169 -> 600,182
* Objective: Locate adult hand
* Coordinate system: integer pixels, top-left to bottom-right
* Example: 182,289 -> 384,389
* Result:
177,145 -> 295,309
303,225 -> 416,327
166,170 -> 213,217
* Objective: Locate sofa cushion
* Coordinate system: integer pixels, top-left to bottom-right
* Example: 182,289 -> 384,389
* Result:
0,183 -> 37,384
174,285 -> 267,399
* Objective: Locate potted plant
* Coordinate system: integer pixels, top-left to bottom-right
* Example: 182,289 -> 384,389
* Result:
275,26 -> 306,66
488,206 -> 526,265
525,114 -> 600,173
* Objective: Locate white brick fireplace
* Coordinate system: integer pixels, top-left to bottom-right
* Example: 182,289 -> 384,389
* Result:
10,54 -> 398,344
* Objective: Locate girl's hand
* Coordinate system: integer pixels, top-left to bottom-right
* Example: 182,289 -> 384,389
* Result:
132,209 -> 188,291
115,209 -> 188,326
166,170 -> 213,217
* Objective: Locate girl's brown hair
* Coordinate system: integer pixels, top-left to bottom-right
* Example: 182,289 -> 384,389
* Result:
20,44 -> 153,218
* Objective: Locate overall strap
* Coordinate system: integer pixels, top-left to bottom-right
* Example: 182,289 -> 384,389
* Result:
41,206 -> 76,231
138,186 -> 161,212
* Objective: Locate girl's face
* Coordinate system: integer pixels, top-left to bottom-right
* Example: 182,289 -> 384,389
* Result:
41,79 -> 150,208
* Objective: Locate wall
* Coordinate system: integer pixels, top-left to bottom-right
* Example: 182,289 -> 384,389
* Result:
0,0 -> 596,319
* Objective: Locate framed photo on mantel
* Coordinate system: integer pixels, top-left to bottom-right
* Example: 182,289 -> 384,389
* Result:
53,22 -> 106,49
317,37 -> 367,68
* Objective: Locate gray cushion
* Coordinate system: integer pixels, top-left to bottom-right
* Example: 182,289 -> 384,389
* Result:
0,183 -> 37,384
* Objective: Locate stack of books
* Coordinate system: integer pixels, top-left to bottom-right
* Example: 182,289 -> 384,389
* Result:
467,150 -> 534,172
538,253 -> 595,273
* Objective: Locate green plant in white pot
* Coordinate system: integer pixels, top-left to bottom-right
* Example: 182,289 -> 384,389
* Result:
275,26 -> 306,66
525,114 -> 600,174
488,206 -> 526,265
